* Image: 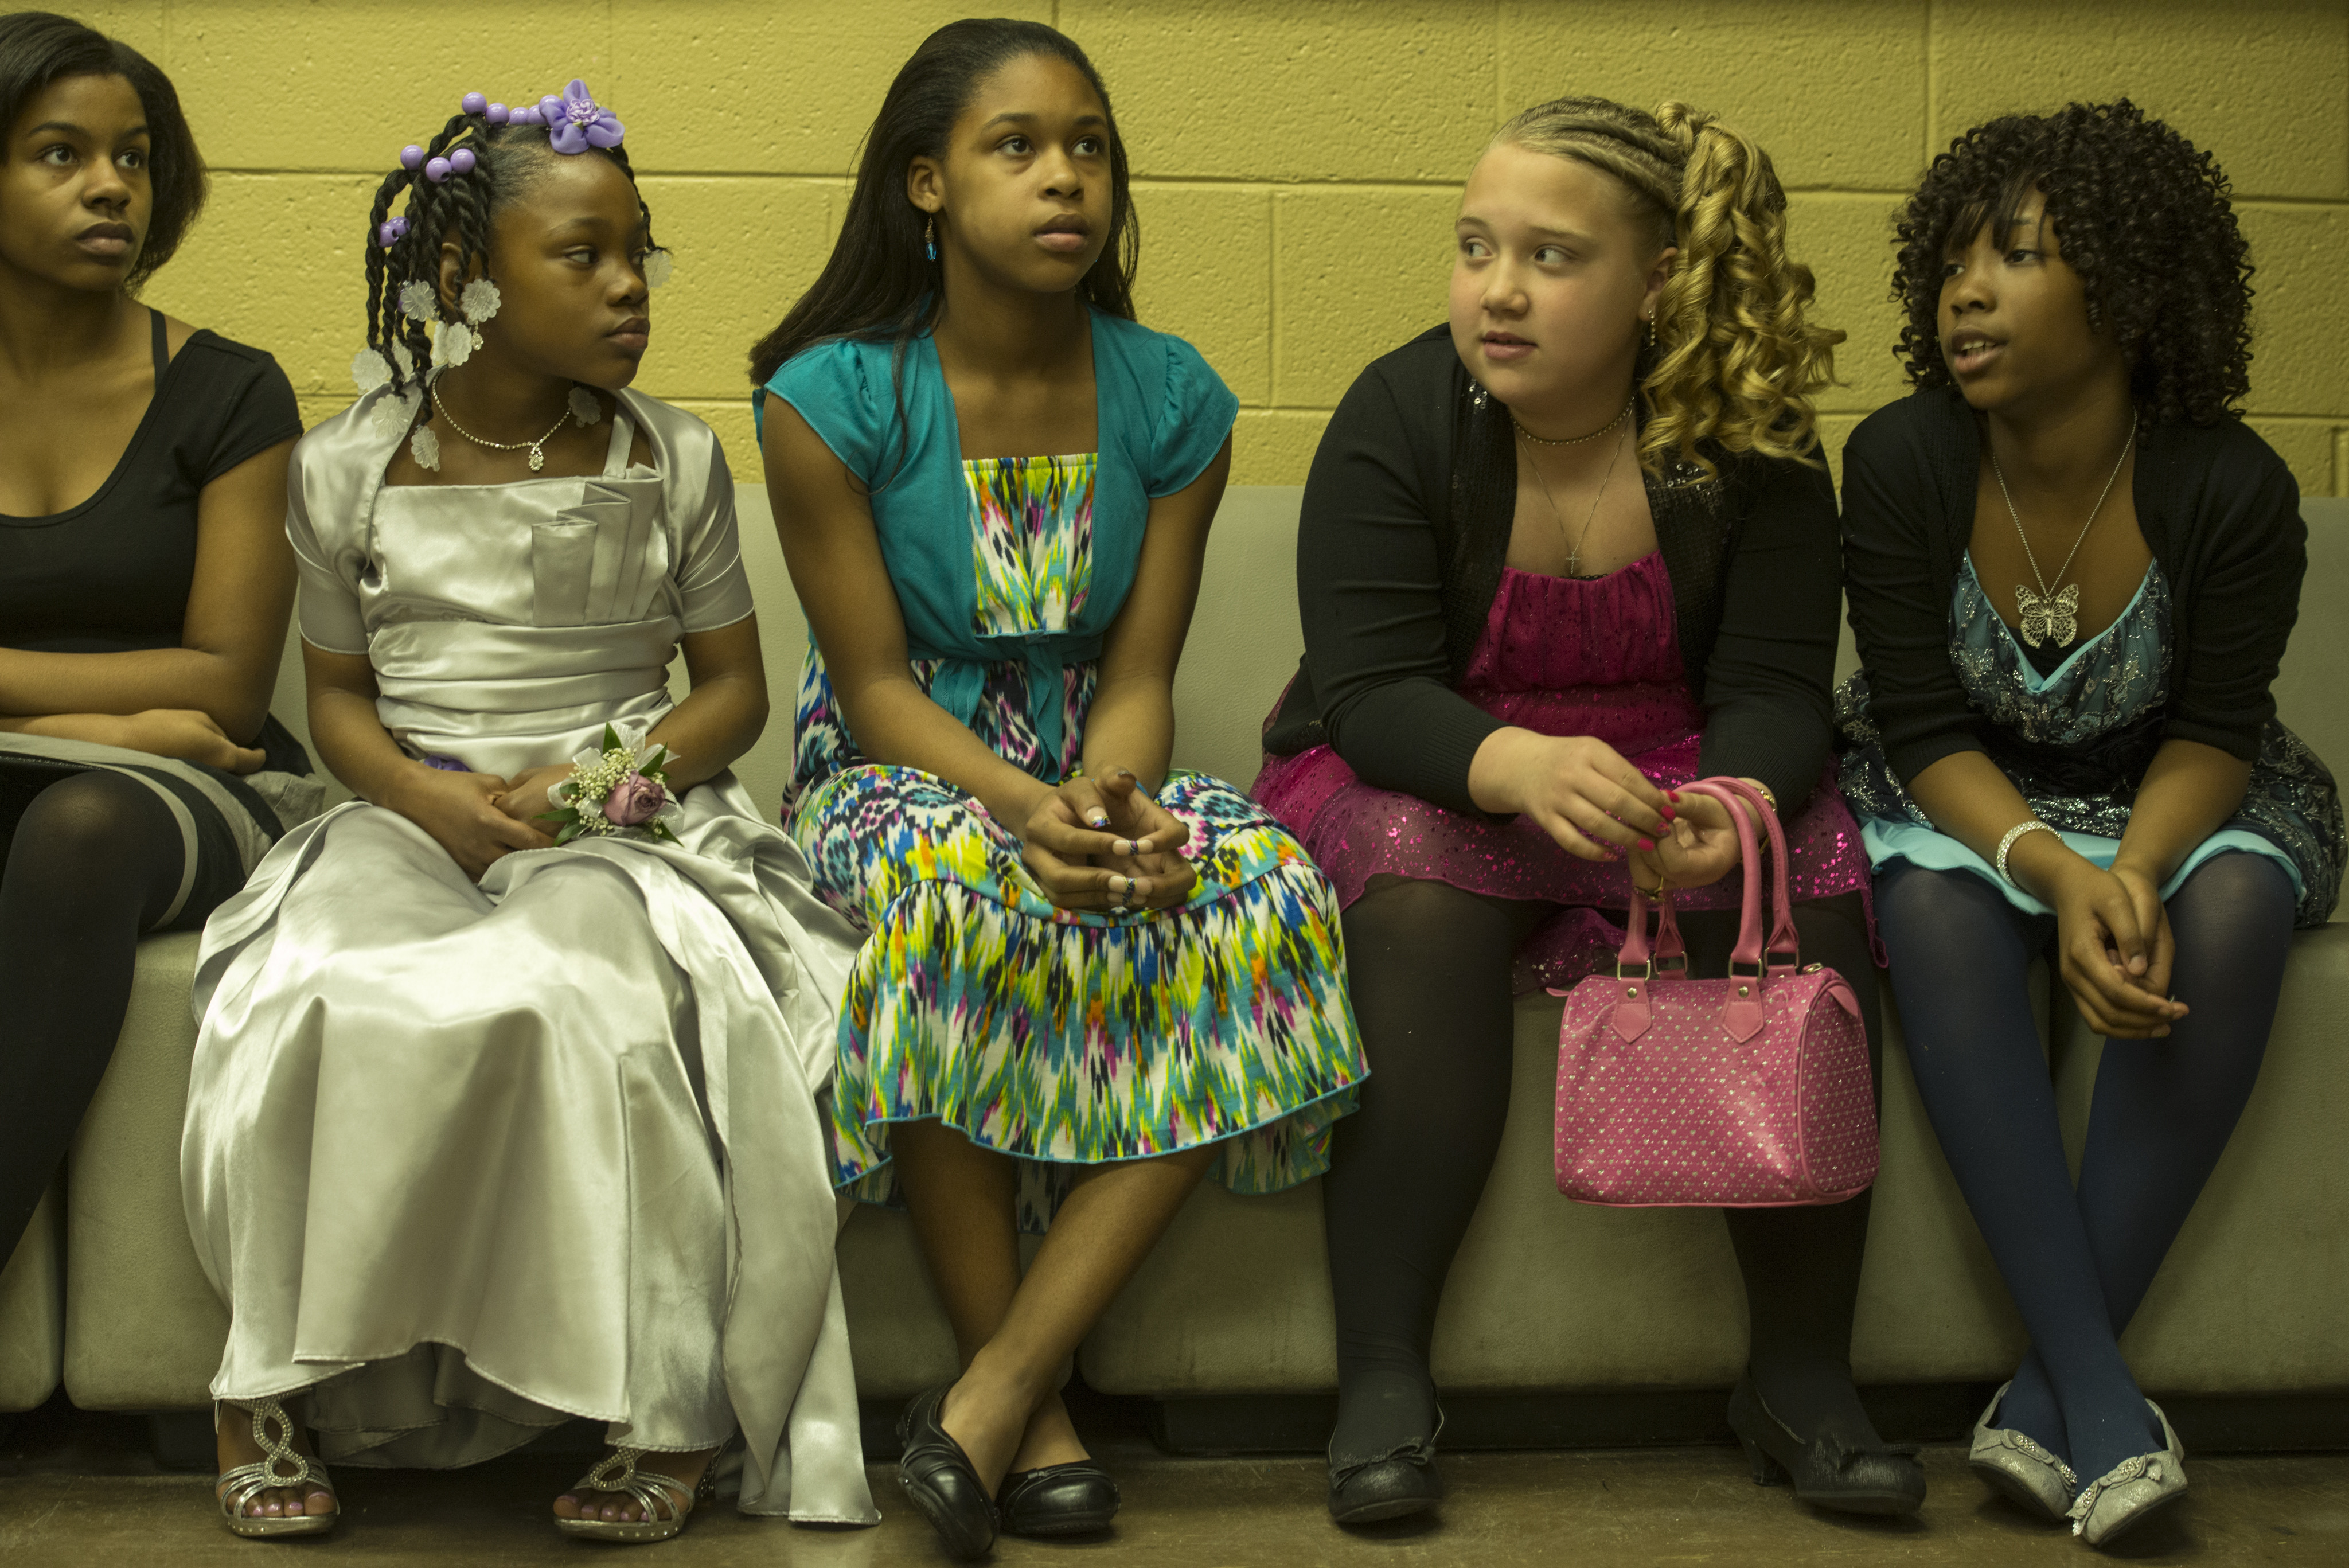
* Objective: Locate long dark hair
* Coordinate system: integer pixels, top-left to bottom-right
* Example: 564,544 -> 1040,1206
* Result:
746,17 -> 1138,396
362,102 -> 655,398
0,10 -> 205,286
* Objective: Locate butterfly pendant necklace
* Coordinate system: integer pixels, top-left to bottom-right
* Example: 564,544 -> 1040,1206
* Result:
1990,411 -> 2137,648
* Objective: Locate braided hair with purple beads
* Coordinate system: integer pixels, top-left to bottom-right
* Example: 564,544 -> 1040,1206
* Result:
361,84 -> 660,399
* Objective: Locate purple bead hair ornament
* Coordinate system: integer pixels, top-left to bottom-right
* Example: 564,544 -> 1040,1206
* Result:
399,145 -> 424,170
486,102 -> 509,124
450,147 -> 476,175
545,79 -> 624,154
461,91 -> 486,115
424,155 -> 452,183
376,216 -> 409,249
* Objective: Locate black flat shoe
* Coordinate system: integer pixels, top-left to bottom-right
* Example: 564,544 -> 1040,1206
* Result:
1327,1437 -> 1441,1526
896,1383 -> 998,1560
1727,1371 -> 1926,1517
997,1461 -> 1121,1537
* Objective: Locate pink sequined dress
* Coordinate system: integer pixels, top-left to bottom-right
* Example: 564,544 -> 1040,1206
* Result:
1254,552 -> 1872,994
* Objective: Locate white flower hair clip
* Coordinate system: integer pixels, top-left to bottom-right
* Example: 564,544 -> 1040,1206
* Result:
459,278 -> 501,325
397,279 -> 436,323
567,385 -> 603,426
432,320 -> 476,369
643,249 -> 673,290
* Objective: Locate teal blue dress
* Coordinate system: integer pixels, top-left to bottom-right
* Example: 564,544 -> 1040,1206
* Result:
756,311 -> 1364,1227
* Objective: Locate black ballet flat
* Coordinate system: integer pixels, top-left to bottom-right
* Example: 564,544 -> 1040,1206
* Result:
997,1461 -> 1121,1537
1726,1371 -> 1926,1516
1327,1436 -> 1442,1526
896,1383 -> 998,1560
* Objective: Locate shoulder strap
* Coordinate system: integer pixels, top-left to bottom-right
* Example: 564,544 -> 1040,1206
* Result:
149,307 -> 170,381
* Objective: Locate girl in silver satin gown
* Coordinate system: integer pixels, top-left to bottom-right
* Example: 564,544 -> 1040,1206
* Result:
180,85 -> 876,1542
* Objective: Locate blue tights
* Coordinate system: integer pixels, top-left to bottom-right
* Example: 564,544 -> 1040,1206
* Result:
1876,851 -> 2295,1481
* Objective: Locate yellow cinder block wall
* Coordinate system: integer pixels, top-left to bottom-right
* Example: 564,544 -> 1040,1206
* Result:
92,0 -> 2349,497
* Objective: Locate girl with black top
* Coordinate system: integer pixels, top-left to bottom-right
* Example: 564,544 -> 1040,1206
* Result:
0,11 -> 306,1263
1257,96 -> 1923,1524
1837,101 -> 2342,1547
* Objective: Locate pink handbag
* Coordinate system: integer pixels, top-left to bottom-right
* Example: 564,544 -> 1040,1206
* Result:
1551,777 -> 1877,1208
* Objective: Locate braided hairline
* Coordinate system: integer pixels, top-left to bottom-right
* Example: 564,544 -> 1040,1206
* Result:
1491,97 -> 1842,478
1890,100 -> 2251,426
361,112 -> 659,398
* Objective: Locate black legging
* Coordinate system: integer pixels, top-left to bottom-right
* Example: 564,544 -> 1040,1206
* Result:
1877,851 -> 2293,1483
0,769 -> 187,1256
1321,876 -> 1885,1465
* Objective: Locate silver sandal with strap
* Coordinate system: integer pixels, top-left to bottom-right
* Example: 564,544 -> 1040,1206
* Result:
556,1446 -> 716,1544
214,1398 -> 338,1538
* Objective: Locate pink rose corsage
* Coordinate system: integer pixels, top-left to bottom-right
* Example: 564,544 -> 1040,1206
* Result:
540,723 -> 682,845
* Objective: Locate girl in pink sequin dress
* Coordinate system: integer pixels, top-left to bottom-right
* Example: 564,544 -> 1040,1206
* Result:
1256,97 -> 1921,1525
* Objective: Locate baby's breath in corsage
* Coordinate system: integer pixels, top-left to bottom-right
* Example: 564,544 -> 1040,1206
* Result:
541,724 -> 682,844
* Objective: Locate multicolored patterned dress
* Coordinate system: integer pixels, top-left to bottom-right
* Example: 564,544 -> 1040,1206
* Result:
759,315 -> 1363,1228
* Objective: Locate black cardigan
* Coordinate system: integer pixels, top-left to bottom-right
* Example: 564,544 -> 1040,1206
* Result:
1263,327 -> 1843,816
1843,386 -> 2305,786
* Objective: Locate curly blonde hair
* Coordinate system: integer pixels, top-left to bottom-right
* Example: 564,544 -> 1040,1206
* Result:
1491,96 -> 1842,475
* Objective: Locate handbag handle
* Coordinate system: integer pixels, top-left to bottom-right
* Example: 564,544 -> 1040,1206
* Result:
1692,777 -> 1800,973
1607,776 -> 1798,980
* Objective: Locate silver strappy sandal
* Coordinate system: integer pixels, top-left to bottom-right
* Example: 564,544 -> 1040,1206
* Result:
555,1446 -> 716,1544
214,1398 -> 338,1538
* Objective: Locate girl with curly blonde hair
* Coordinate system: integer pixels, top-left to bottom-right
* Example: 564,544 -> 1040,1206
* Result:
1255,96 -> 1920,1526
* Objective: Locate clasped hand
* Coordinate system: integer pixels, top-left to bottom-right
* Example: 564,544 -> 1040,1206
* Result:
2048,857 -> 2187,1040
1019,767 -> 1199,914
389,761 -> 567,879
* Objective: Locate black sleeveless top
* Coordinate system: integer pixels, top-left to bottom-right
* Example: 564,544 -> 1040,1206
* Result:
1,310 -> 302,654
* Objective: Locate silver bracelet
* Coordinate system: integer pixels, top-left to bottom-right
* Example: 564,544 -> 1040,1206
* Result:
1995,819 -> 2058,887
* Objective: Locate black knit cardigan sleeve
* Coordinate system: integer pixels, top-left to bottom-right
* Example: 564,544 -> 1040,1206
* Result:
1263,329 -> 1844,816
1842,388 -> 2306,783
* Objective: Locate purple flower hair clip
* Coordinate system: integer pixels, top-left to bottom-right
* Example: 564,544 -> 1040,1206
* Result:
544,79 -> 623,155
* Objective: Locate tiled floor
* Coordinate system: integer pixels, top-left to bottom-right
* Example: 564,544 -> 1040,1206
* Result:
3,1401 -> 2342,1566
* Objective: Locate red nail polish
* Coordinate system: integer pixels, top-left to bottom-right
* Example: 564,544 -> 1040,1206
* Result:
1660,806 -> 1676,821
1638,838 -> 1656,851
1667,790 -> 1681,801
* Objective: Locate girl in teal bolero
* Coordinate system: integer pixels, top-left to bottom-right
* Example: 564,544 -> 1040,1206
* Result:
750,19 -> 1363,1556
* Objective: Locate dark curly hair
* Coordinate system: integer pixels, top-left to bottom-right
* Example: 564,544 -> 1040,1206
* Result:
1891,99 -> 2252,426
0,10 -> 206,287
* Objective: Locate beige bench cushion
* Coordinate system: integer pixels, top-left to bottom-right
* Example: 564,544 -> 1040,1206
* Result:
0,1183 -> 63,1412
63,933 -> 227,1409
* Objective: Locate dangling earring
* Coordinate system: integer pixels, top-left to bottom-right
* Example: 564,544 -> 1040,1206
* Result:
1644,314 -> 1657,351
924,217 -> 938,263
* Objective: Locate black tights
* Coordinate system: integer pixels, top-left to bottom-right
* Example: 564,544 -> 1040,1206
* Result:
0,769 -> 185,1256
1878,852 -> 2293,1481
1321,876 -> 1886,1465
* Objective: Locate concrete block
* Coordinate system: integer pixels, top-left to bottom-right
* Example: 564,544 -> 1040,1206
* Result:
1815,412 -> 1865,494
633,177 -> 833,403
169,3 -> 608,173
1785,193 -> 1909,416
1929,0 -> 2349,202
72,2 -> 163,58
2242,205 -> 2349,418
2339,432 -> 2349,501
1131,184 -> 1273,408
1271,186 -> 1458,408
142,173 -> 380,398
1063,0 -> 1496,184
610,1 -> 1051,177
1232,409 -> 1332,488
2248,420 -> 2342,505
1496,0 -> 1929,193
